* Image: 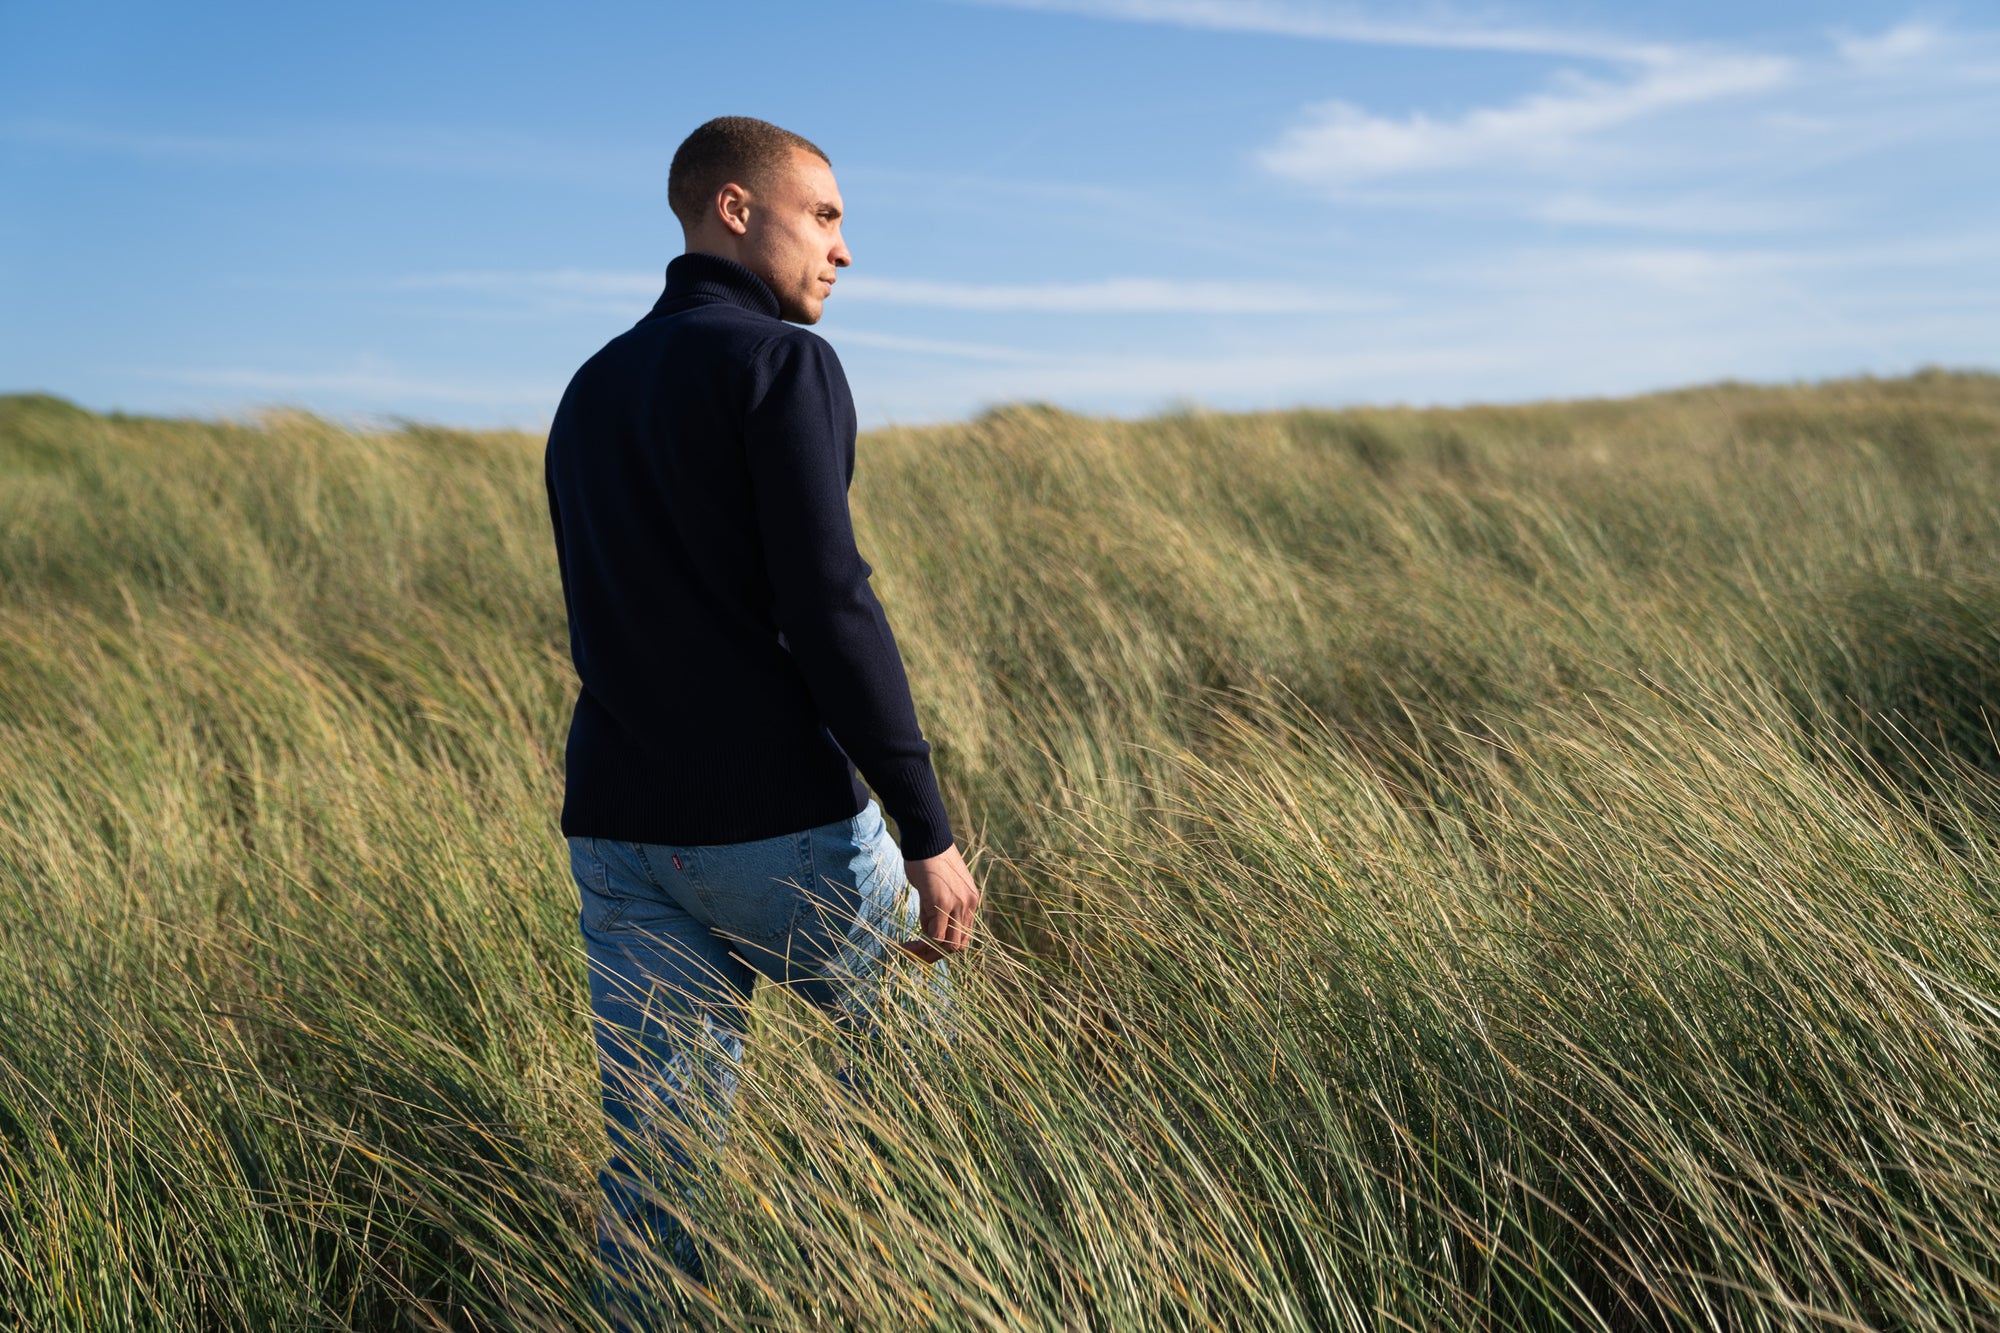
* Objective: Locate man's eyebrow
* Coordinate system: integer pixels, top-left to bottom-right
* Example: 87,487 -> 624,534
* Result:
814,200 -> 843,218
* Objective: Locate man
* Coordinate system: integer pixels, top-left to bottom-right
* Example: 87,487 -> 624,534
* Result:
543,115 -> 980,1317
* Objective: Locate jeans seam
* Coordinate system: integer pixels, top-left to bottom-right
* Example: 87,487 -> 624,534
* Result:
866,830 -> 889,899
801,828 -> 818,915
582,838 -> 630,932
782,829 -> 815,953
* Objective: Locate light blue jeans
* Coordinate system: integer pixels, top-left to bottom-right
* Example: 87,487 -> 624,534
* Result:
568,797 -> 951,1324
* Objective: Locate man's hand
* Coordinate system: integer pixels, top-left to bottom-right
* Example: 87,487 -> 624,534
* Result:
901,844 -> 981,963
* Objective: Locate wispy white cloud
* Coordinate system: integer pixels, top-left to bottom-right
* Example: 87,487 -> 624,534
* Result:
856,232 -> 2000,424
952,0 -> 1671,63
1517,232 -> 2000,289
1835,21 -> 1938,69
137,363 -> 562,407
1532,192 -> 1820,233
836,274 -> 1361,313
956,343 -> 1519,399
819,327 -> 1047,362
394,269 -> 658,299
120,224 -> 2000,429
393,268 -> 1370,315
1260,53 -> 1790,187
1239,11 -> 2000,239
958,0 -> 1997,247
967,0 -> 1964,238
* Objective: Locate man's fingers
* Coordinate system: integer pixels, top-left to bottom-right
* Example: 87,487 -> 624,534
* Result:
931,904 -> 960,952
905,852 -> 981,957
943,897 -> 973,953
914,900 -> 970,954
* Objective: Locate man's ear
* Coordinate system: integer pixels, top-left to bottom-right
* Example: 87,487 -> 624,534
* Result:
716,182 -> 752,236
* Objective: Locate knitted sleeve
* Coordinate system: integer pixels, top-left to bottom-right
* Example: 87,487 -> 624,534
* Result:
741,330 -> 955,860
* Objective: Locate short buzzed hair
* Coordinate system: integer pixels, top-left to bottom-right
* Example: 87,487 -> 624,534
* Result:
668,116 -> 830,232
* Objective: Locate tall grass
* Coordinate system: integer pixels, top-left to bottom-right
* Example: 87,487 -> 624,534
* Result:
1,372 -> 1996,1329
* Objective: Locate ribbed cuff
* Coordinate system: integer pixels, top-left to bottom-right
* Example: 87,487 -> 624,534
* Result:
868,756 -> 955,860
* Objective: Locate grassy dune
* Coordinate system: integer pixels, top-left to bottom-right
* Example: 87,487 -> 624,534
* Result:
1,373 -> 1997,1330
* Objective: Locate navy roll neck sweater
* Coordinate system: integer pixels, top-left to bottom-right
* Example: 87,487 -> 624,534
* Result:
543,250 -> 954,859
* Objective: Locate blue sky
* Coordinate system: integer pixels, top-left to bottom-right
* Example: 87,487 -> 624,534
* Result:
3,0 -> 1996,429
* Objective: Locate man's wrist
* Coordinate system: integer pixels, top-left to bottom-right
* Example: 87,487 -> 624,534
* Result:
869,753 -> 953,860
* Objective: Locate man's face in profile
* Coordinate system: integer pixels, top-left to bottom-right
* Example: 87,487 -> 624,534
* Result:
740,147 -> 852,325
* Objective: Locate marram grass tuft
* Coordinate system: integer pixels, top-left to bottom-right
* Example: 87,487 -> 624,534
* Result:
1,374 -> 1997,1330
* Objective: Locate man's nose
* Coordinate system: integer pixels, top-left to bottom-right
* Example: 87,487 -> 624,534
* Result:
831,237 -> 852,267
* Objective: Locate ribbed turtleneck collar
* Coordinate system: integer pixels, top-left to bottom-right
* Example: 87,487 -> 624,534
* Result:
645,250 -> 782,323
